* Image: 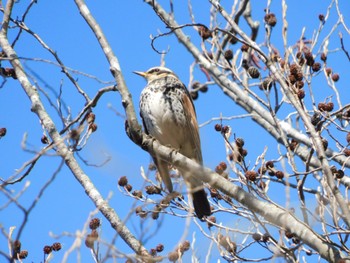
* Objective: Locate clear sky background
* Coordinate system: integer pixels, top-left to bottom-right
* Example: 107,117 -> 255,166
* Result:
1,0 -> 349,262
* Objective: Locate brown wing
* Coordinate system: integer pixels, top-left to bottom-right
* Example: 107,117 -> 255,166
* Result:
180,83 -> 203,165
180,83 -> 211,218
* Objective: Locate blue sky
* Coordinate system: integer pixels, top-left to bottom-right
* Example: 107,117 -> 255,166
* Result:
1,0 -> 349,262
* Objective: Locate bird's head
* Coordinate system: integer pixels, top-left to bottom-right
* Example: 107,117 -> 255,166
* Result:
133,66 -> 178,83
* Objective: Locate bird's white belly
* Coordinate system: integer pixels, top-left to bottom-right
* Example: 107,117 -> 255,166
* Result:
141,90 -> 187,150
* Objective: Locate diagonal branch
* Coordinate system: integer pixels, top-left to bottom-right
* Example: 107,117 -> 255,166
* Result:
0,0 -> 149,258
74,0 -> 143,146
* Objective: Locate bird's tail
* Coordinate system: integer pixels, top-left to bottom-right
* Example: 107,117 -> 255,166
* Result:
192,189 -> 211,219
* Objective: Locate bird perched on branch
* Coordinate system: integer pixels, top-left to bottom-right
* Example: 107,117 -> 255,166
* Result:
135,66 -> 211,219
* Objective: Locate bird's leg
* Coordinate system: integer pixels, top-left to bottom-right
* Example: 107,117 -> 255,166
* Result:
167,144 -> 182,157
142,135 -> 158,152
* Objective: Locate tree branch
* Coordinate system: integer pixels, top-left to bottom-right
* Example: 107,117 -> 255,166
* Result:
0,1 -> 149,258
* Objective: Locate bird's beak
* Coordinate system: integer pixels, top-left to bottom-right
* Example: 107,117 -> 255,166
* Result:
133,71 -> 147,78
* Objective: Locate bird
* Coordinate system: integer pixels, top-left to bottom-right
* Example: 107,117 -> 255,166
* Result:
135,66 -> 211,219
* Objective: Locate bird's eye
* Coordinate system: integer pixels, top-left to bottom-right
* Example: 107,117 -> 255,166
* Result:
150,68 -> 160,73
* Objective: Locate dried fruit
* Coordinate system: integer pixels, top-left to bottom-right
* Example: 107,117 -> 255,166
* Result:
145,185 -> 161,195
260,78 -> 273,90
248,67 -> 260,78
85,235 -> 95,249
265,161 -> 274,169
240,148 -> 248,157
151,205 -> 161,220
330,166 -> 338,174
289,63 -> 299,75
252,233 -> 262,241
135,206 -> 147,218
198,26 -> 212,40
125,184 -> 132,192
221,125 -> 230,134
241,44 -> 249,52
90,229 -> 98,240
312,62 -> 321,72
295,80 -> 304,89
218,234 -> 236,254
311,113 -> 321,126
229,36 -> 238,44
199,85 -> 208,93
322,138 -> 328,150
304,51 -> 314,66
52,242 -> 62,251
228,152 -> 234,161
168,251 -> 179,261
296,52 -> 303,59
41,135 -> 49,144
331,73 -> 340,82
190,91 -> 198,100
298,56 -> 305,66
289,139 -> 299,151
118,176 -> 128,187
275,170 -> 284,179
207,215 -> 217,228
132,190 -> 143,198
219,161 -> 227,170
288,74 -> 297,84
1,67 -> 16,78
214,124 -> 222,132
328,102 -> 334,111
19,250 -> 28,259
335,170 -> 345,179
297,89 -> 305,99
89,123 -> 98,132
179,240 -> 190,253
156,244 -> 164,252
43,245 -> 52,254
86,112 -> 95,124
295,72 -> 304,81
215,164 -> 224,175
318,102 -> 327,112
279,59 -> 286,68
319,14 -> 325,22
264,13 -> 277,27
149,248 -> 157,256
13,240 -> 21,253
0,127 -> 7,138
344,148 -> 350,157
224,50 -> 233,61
89,218 -> 101,230
346,133 -> 350,144
245,170 -> 257,181
258,167 -> 267,175
235,138 -> 245,148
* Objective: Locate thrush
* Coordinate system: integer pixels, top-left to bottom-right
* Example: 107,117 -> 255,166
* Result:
135,66 -> 211,219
